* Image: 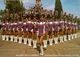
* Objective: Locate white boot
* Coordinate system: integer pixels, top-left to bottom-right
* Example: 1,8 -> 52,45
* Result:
74,33 -> 77,38
70,34 -> 72,40
64,35 -> 67,41
49,39 -> 53,46
68,35 -> 71,40
28,38 -> 32,46
43,40 -> 47,48
23,38 -> 27,44
59,36 -> 64,43
73,34 -> 75,39
2,35 -> 6,40
6,35 -> 9,41
10,35 -> 14,41
71,34 -> 74,39
54,37 -> 58,44
33,40 -> 37,48
40,46 -> 44,56
18,37 -> 22,44
14,36 -> 18,42
70,34 -> 73,39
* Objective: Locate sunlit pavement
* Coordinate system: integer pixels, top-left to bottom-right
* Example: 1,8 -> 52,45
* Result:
0,36 -> 80,57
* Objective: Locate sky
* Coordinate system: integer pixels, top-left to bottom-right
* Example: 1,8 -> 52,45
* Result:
0,0 -> 80,18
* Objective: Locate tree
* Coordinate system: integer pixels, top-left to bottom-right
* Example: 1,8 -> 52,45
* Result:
0,10 -> 5,21
0,10 -> 5,15
54,0 -> 63,19
5,0 -> 25,13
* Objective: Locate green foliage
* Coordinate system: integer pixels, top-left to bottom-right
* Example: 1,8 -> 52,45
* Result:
55,0 -> 63,19
5,0 -> 25,13
0,10 -> 5,20
77,18 -> 80,24
0,10 -> 5,15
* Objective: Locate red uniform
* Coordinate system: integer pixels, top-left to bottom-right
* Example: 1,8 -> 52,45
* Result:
13,22 -> 18,36
27,21 -> 33,32
37,22 -> 44,36
2,23 -> 6,35
23,22 -> 28,32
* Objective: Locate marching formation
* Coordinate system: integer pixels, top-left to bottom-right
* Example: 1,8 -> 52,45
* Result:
0,0 -> 80,56
1,19 -> 79,55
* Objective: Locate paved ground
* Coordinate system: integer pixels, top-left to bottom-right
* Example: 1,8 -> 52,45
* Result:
0,36 -> 80,57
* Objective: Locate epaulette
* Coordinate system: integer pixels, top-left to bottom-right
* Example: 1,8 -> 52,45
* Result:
14,23 -> 17,25
31,29 -> 33,32
40,22 -> 43,25
49,22 -> 53,24
60,21 -> 64,23
27,21 -> 31,23
34,22 -> 37,24
23,23 -> 26,25
18,22 -> 22,24
54,21 -> 58,24
11,23 -> 13,25
68,22 -> 71,24
6,23 -> 9,24
43,22 -> 45,24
